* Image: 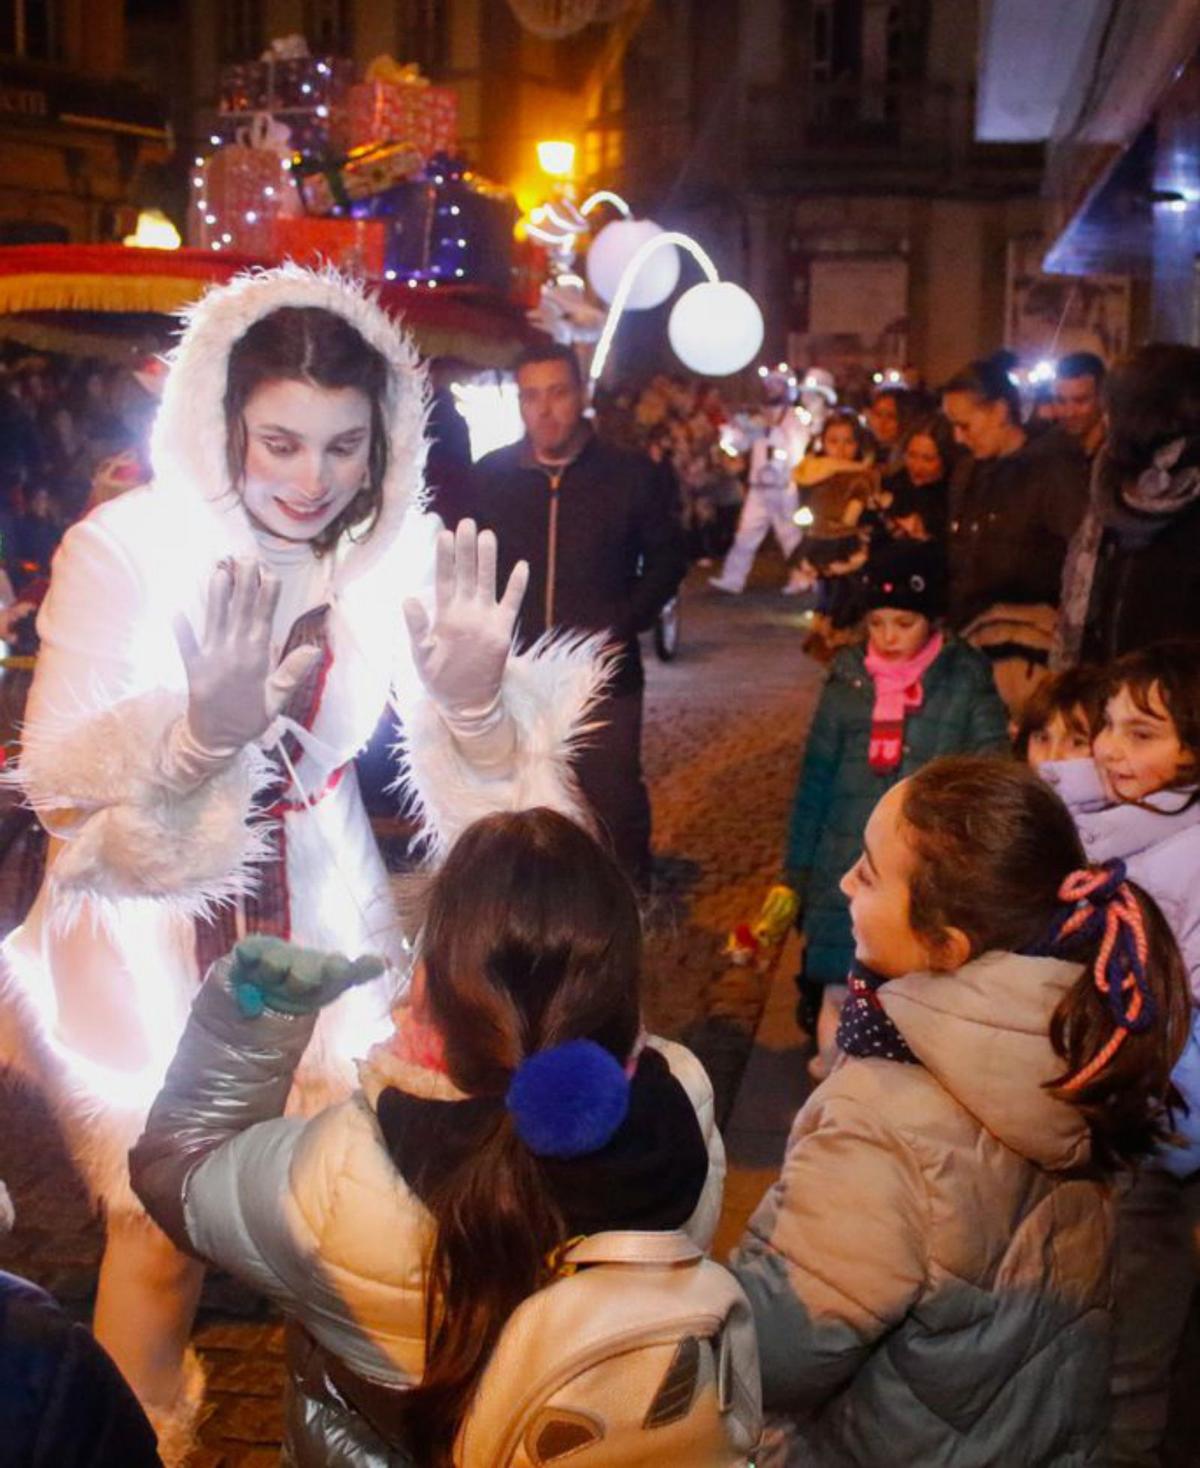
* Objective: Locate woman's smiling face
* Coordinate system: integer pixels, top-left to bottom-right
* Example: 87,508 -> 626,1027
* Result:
239,378 -> 372,541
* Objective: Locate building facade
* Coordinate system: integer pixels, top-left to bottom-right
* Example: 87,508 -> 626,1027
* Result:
600,0 -> 1046,384
0,0 -> 169,242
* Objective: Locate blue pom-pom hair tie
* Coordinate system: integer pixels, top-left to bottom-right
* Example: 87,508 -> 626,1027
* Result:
505,1038 -> 631,1159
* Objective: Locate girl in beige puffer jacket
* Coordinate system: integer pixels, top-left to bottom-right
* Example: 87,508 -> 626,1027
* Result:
732,757 -> 1190,1467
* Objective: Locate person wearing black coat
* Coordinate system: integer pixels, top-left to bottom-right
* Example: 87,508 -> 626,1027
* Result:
461,344 -> 687,886
1055,344 -> 1200,666
0,1178 -> 160,1468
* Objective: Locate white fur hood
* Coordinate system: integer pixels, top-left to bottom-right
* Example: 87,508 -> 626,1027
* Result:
149,263 -> 430,590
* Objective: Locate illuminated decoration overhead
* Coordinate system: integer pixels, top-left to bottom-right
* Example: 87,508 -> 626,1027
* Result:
668,280 -> 764,377
586,218 -> 679,308
590,230 -> 763,381
122,209 -> 182,251
507,0 -> 601,39
452,377 -> 525,460
579,190 -> 632,219
537,139 -> 577,178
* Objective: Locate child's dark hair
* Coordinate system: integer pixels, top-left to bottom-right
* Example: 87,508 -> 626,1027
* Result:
819,407 -> 873,461
1013,665 -> 1107,760
399,807 -> 642,1467
901,757 -> 1189,1171
1102,640 -> 1200,786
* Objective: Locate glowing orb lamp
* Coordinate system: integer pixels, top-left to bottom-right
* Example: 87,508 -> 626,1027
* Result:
667,281 -> 764,376
587,219 -> 680,308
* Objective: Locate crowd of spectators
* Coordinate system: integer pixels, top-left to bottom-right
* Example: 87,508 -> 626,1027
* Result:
3,320 -> 1200,1466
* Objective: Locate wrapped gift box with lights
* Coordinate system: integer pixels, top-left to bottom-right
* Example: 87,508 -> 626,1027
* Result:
189,135 -> 299,255
217,45 -> 353,161
295,140 -> 426,216
337,57 -> 458,157
345,157 -> 516,292
272,216 -> 387,277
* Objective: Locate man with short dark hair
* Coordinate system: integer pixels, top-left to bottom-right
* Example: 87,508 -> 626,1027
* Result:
461,343 -> 686,885
1054,352 -> 1107,461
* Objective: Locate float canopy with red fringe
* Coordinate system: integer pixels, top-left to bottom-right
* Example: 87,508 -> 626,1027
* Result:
0,244 -> 547,368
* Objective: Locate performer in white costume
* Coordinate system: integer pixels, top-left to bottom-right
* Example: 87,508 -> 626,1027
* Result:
0,266 -> 605,1460
708,363 -> 814,595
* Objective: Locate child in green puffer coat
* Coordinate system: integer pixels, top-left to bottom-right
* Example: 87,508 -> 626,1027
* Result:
775,541 -> 1009,1075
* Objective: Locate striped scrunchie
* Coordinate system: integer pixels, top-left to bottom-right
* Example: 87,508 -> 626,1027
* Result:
1034,859 -> 1155,1092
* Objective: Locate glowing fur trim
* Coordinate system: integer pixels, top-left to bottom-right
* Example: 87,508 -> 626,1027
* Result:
12,690 -> 276,922
395,630 -> 614,856
0,264 -> 606,1227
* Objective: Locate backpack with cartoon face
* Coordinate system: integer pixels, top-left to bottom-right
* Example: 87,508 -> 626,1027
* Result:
455,1230 -> 762,1467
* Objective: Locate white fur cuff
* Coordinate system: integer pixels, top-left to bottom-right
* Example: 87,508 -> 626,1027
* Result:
395,632 -> 613,856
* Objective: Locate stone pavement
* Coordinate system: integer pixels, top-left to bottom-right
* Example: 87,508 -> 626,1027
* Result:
0,551 -> 825,1464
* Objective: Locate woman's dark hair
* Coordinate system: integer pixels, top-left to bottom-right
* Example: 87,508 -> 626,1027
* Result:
901,757 -> 1190,1171
899,412 -> 957,479
1013,665 -> 1108,760
819,407 -> 873,461
224,306 -> 391,555
400,807 -> 642,1466
1105,343 -> 1200,477
870,386 -> 926,441
942,352 -> 1023,428
1102,639 -> 1200,786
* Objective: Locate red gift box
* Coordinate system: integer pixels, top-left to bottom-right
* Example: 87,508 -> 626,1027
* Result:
190,145 -> 295,255
272,216 -> 387,278
339,79 -> 458,156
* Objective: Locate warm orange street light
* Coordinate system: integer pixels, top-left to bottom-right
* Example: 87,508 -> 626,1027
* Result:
536,139 -> 576,179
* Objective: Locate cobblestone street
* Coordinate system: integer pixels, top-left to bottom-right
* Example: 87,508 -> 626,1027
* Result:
0,555 -> 823,1463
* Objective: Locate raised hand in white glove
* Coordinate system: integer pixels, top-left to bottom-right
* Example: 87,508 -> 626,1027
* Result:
172,558 -> 322,761
403,519 -> 528,766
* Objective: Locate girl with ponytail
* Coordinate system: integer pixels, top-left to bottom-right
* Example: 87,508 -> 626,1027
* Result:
732,756 -> 1189,1468
130,808 -> 723,1467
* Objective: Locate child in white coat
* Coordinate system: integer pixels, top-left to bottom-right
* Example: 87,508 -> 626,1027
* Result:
1040,641 -> 1200,1464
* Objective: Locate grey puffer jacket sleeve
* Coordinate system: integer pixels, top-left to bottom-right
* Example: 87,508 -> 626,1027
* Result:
129,959 -> 317,1258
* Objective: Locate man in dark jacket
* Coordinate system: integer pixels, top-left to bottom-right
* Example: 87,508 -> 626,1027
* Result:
462,343 -> 686,886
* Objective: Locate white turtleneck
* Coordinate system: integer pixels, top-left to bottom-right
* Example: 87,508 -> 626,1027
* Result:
252,526 -> 335,662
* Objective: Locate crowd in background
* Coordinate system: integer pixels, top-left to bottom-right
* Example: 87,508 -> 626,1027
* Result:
2,312 -> 1200,1466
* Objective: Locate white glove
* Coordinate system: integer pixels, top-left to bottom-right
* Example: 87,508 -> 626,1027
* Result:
403,519 -> 528,768
168,559 -> 322,779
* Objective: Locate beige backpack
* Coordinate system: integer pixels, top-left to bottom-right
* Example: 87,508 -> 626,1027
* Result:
455,1230 -> 762,1467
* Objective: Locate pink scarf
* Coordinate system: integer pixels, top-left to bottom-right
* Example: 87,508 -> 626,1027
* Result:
864,632 -> 944,772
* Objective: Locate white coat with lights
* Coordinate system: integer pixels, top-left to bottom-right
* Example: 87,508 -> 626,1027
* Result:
0,267 -> 605,1214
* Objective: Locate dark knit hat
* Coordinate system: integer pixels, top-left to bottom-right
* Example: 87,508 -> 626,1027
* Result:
863,540 -> 948,618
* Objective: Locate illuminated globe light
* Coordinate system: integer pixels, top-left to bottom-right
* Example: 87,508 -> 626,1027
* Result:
587,219 -> 680,308
667,281 -> 764,377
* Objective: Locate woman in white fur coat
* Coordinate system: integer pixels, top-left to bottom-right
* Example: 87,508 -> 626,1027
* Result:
0,265 -> 604,1460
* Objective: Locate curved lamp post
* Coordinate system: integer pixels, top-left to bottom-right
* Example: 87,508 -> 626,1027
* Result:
588,230 -> 764,383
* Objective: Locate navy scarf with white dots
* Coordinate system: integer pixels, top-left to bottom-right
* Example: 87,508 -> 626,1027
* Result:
835,962 -> 920,1065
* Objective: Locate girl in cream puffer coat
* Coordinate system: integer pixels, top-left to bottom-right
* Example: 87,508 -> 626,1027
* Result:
131,809 -> 729,1468
732,758 -> 1190,1467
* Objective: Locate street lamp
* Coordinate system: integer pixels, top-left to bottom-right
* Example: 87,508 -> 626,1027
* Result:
536,139 -> 577,179
589,230 -> 764,382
